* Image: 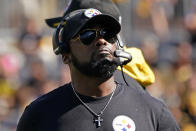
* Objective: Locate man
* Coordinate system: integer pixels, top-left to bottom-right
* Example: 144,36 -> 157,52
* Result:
46,0 -> 155,90
17,8 -> 180,131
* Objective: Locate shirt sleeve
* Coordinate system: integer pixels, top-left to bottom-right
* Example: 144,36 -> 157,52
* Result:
16,105 -> 38,131
158,103 -> 181,131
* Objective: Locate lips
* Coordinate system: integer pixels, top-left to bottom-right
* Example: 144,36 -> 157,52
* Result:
98,50 -> 111,55
98,48 -> 113,54
92,48 -> 113,61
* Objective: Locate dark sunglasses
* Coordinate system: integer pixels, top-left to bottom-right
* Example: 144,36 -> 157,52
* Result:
72,29 -> 118,45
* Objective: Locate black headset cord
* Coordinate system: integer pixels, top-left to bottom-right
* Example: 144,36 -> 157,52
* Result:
120,65 -> 129,86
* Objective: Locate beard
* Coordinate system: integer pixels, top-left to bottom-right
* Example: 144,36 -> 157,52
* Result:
71,53 -> 118,79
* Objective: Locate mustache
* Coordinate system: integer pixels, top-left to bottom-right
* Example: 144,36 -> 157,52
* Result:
90,50 -> 120,66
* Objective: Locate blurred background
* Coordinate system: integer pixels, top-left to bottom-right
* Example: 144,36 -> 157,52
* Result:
0,0 -> 196,130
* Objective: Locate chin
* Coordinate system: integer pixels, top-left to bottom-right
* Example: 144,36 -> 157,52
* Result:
90,58 -> 118,78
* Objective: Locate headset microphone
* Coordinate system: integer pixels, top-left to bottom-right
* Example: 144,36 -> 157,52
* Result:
114,49 -> 132,65
114,35 -> 132,66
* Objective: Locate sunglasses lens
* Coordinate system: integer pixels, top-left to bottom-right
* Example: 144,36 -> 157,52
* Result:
105,36 -> 118,43
100,30 -> 117,43
80,30 -> 96,45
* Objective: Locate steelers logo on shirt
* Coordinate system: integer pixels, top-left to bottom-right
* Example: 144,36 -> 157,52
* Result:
112,115 -> 136,131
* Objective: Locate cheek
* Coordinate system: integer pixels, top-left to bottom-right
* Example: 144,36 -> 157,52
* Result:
70,43 -> 92,63
113,44 -> 117,51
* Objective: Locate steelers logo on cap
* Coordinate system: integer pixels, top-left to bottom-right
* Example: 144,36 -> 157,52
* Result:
112,115 -> 136,131
84,8 -> 102,18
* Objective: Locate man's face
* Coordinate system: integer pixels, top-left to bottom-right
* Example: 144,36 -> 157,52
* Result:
68,25 -> 119,79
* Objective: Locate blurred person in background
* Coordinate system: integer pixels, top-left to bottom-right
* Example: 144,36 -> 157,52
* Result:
0,84 -> 38,131
179,69 -> 196,131
27,58 -> 48,90
17,18 -> 41,57
140,35 -> 159,68
0,64 -> 16,131
0,54 -> 19,131
17,18 -> 45,87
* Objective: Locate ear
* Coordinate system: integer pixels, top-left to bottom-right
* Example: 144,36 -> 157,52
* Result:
62,54 -> 71,64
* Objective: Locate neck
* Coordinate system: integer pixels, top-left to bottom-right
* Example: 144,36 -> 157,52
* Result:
70,65 -> 116,97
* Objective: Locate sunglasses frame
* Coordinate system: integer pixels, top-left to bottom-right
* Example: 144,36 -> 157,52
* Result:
72,28 -> 117,45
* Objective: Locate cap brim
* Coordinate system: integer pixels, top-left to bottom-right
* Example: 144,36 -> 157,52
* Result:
78,14 -> 121,36
45,17 -> 62,28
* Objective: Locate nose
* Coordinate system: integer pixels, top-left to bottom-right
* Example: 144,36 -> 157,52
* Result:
95,38 -> 108,47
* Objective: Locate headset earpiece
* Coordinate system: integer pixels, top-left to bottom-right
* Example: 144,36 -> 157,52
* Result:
53,17 -> 70,55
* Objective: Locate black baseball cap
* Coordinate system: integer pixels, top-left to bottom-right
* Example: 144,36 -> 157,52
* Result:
45,0 -> 121,28
59,8 -> 121,46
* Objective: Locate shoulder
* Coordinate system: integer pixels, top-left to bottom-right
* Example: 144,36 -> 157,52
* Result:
28,83 -> 71,110
123,83 -> 167,113
16,83 -> 72,131
118,83 -> 170,116
121,84 -> 180,130
114,70 -> 146,92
